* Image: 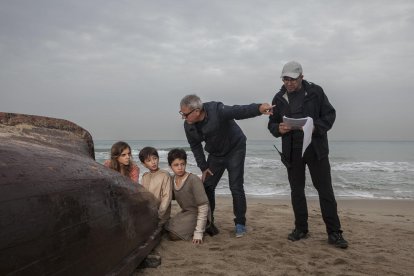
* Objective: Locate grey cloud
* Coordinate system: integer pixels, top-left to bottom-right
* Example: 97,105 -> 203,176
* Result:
1,0 -> 414,140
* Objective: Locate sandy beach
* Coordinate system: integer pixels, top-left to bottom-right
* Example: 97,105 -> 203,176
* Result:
135,196 -> 414,276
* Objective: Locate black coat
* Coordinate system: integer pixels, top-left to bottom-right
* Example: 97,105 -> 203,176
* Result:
184,101 -> 261,171
268,80 -> 335,161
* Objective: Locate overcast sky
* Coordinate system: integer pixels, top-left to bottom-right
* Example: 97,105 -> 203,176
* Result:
1,0 -> 413,141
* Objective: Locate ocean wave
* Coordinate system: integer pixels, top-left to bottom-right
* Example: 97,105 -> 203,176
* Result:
94,148 -> 110,153
95,151 -> 414,175
94,147 -> 192,156
214,185 -> 414,199
245,157 -> 279,169
246,158 -> 414,172
156,147 -> 192,152
332,161 -> 414,172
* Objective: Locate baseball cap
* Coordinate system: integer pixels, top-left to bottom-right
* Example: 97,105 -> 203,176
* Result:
281,61 -> 303,78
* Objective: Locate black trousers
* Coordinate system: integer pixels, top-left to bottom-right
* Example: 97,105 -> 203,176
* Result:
287,146 -> 341,234
203,144 -> 247,226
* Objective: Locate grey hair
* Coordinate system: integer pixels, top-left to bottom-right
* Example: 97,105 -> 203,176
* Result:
180,94 -> 203,109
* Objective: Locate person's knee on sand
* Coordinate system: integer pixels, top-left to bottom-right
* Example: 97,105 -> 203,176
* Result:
168,232 -> 182,241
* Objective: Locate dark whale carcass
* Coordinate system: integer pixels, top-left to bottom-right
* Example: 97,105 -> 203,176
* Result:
0,112 -> 161,275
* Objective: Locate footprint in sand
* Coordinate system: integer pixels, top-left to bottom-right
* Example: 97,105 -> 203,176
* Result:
373,255 -> 388,262
208,247 -> 223,251
333,258 -> 348,265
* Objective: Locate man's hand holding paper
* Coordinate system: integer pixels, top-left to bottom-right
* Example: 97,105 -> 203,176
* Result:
282,116 -> 308,129
282,116 -> 314,157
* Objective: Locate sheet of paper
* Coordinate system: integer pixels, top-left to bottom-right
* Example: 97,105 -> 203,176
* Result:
283,116 -> 314,157
302,117 -> 313,157
282,116 -> 307,129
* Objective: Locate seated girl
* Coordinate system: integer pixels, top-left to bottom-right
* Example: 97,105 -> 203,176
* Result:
165,148 -> 210,244
104,141 -> 140,183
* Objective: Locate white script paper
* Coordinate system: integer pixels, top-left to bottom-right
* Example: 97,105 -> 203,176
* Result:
283,116 -> 314,157
282,116 -> 308,129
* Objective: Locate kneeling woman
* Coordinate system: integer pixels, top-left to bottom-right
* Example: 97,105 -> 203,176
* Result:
104,141 -> 140,183
166,148 -> 209,244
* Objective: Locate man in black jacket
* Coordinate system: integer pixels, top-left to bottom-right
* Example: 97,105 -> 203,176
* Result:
180,94 -> 273,238
268,61 -> 348,248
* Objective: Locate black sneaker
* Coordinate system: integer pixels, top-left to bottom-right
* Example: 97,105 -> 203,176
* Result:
139,254 -> 161,268
328,231 -> 348,249
205,222 -> 219,236
288,229 -> 308,241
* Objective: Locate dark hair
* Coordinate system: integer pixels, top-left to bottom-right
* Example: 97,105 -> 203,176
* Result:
167,148 -> 187,166
109,141 -> 133,176
138,146 -> 159,162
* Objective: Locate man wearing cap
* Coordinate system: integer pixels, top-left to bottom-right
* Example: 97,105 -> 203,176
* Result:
268,61 -> 348,248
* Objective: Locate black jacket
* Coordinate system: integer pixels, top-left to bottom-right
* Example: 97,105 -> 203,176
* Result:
184,101 -> 262,171
268,80 -> 335,161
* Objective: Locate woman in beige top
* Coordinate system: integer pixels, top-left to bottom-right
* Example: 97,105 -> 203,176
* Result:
165,148 -> 210,244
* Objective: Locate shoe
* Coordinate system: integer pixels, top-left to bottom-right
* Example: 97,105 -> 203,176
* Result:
288,229 -> 308,241
139,254 -> 161,268
205,222 -> 219,236
328,231 -> 348,249
235,224 -> 246,238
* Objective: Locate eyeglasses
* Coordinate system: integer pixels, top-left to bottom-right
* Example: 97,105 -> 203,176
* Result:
282,76 -> 301,82
179,108 -> 198,118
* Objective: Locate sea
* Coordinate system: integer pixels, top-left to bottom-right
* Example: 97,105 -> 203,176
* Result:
94,140 -> 414,200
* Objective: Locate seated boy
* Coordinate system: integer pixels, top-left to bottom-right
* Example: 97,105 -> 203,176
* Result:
139,146 -> 172,226
165,148 -> 210,244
